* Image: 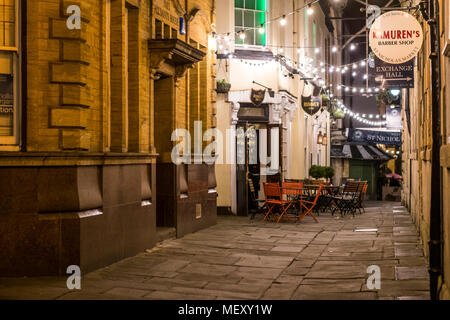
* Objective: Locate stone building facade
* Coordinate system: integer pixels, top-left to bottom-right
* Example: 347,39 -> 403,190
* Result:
214,0 -> 336,215
401,0 -> 450,299
0,0 -> 217,276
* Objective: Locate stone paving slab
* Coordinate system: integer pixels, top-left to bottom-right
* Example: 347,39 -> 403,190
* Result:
0,201 -> 430,300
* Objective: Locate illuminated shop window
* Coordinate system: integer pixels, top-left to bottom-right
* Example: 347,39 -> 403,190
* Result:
0,0 -> 20,147
235,0 -> 266,46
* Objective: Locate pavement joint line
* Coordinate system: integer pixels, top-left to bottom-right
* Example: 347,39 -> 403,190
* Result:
0,202 -> 430,300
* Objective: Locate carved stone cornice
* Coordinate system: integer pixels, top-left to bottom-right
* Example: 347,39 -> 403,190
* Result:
175,64 -> 195,80
231,102 -> 240,125
270,103 -> 283,125
149,39 -> 205,65
149,51 -> 174,72
171,0 -> 186,16
149,39 -> 206,84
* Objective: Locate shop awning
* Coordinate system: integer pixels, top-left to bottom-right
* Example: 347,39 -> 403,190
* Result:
331,143 -> 394,161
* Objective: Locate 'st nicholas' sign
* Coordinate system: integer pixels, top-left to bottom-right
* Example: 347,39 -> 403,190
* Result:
369,11 -> 423,64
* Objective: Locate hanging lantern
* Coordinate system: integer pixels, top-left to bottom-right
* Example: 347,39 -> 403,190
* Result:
317,132 -> 323,145
322,135 -> 328,146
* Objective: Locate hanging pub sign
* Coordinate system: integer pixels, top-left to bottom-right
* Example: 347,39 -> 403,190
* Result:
369,11 -> 424,64
301,95 -> 322,116
386,106 -> 403,130
369,52 -> 415,88
348,129 -> 402,147
250,89 -> 266,106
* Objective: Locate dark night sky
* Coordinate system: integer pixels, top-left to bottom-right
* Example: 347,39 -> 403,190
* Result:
331,0 -> 404,128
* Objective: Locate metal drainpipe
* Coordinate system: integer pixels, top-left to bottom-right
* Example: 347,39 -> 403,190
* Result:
427,0 -> 443,301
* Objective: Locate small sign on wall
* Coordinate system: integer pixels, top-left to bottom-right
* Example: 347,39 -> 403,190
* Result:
369,54 -> 415,88
180,17 -> 186,35
195,204 -> 202,219
444,1 -> 450,56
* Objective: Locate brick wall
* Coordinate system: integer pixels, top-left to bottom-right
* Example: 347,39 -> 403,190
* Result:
24,0 -> 216,156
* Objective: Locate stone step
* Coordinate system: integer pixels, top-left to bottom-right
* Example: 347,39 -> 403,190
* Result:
156,227 -> 176,243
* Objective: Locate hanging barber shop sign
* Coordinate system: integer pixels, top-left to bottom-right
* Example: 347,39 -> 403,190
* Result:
301,95 -> 322,116
369,11 -> 423,64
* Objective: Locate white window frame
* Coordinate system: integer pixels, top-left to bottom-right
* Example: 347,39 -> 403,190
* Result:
0,0 -> 21,150
234,0 -> 268,49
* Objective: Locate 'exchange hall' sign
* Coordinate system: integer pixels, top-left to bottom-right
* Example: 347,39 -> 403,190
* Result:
370,54 -> 415,88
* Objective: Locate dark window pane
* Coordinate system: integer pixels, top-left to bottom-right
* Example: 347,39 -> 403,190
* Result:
244,11 -> 254,28
255,11 -> 265,25
235,0 -> 244,9
255,29 -> 265,46
0,71 -> 14,136
245,0 -> 256,10
235,27 -> 244,45
235,9 -> 243,27
256,0 -> 266,11
245,29 -> 255,45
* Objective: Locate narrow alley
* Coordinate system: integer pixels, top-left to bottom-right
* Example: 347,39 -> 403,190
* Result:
0,202 -> 429,300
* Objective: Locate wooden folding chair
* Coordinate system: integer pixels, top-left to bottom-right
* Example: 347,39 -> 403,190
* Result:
282,182 -> 303,215
248,178 -> 266,219
357,182 -> 368,214
281,182 -> 303,200
297,184 -> 322,223
263,182 -> 293,223
332,181 -> 361,216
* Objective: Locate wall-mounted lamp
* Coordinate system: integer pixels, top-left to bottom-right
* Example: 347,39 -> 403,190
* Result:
317,132 -> 323,145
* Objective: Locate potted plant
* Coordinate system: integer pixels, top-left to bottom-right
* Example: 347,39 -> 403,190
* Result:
216,79 -> 231,93
309,165 -> 323,180
376,89 -> 400,109
323,166 -> 335,182
333,108 -> 345,119
328,99 -> 338,114
321,94 -> 330,108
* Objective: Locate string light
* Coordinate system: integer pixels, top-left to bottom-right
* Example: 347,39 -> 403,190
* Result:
280,15 -> 287,26
258,24 -> 264,34
217,47 -> 383,98
338,104 -> 387,126
215,32 -> 369,69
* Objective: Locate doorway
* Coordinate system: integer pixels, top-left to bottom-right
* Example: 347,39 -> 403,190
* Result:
349,160 -> 376,200
236,123 -> 276,216
154,74 -> 177,229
